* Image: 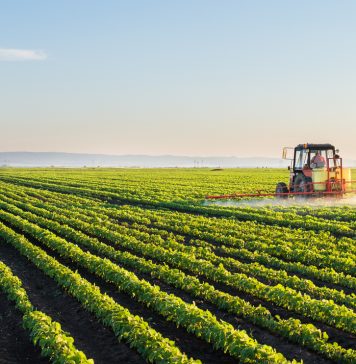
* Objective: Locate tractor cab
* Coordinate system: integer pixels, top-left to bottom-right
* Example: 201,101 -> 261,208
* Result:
293,144 -> 335,172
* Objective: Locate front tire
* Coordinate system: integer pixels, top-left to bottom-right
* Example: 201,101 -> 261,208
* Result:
275,182 -> 289,198
294,174 -> 313,199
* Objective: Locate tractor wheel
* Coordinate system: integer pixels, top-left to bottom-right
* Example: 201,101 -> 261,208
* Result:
275,182 -> 289,198
294,174 -> 313,199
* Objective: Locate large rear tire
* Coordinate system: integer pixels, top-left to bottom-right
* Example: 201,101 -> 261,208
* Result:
294,174 -> 313,199
275,182 -> 289,199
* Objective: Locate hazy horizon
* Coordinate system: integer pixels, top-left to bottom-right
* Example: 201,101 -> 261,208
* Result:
1,1 -> 356,159
2,151 -> 356,168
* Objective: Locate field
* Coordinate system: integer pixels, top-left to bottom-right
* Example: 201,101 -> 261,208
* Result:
0,168 -> 355,364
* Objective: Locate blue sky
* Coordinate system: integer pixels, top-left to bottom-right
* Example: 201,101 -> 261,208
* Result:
1,1 -> 356,158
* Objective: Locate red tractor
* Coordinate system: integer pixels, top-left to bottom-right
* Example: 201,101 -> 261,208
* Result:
276,143 -> 352,198
206,143 -> 355,200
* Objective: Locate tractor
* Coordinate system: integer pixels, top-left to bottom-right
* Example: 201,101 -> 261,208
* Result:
206,143 -> 354,200
276,143 -> 352,198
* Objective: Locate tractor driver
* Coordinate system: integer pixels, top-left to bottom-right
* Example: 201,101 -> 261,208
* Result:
311,151 -> 326,168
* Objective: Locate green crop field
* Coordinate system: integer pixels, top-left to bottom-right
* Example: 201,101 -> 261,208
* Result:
0,168 -> 355,364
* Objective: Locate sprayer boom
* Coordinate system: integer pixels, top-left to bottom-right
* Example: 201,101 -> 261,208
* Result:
206,187 -> 356,200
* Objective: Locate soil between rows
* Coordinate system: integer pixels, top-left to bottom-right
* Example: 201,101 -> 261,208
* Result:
0,241 -> 146,364
112,217 -> 355,296
0,228 -> 237,364
1,190 -> 355,351
83,220 -> 356,351
32,220 -> 329,364
131,268 -> 334,364
0,292 -> 49,364
1,185 -> 354,362
1,211 -> 336,364
60,212 -> 355,347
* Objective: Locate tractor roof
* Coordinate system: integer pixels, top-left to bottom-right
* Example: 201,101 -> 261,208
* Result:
295,143 -> 335,150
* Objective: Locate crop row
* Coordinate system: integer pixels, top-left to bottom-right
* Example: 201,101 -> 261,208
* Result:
200,203 -> 356,239
105,205 -> 356,275
40,196 -> 356,290
9,177 -> 351,274
1,177 -> 353,260
2,195 -> 354,362
1,199 -> 355,338
1,174 -> 355,240
0,209 -> 291,363
0,259 -> 93,363
261,204 -> 356,224
0,222 -> 199,364
1,181 -> 354,292
2,190 -> 354,311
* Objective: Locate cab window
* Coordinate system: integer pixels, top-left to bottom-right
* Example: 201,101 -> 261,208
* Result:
295,150 -> 308,169
310,149 -> 328,161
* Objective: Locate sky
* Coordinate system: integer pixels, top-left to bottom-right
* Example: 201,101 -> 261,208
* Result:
1,1 -> 356,158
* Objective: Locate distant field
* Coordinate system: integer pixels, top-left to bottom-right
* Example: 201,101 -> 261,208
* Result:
0,168 -> 355,364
